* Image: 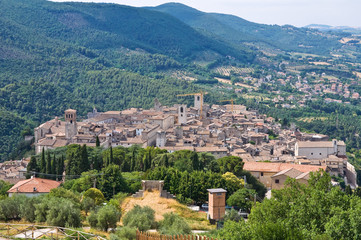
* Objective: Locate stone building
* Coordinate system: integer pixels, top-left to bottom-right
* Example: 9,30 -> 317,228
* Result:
295,139 -> 346,159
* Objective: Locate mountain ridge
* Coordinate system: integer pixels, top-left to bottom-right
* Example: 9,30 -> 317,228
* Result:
149,2 -> 343,54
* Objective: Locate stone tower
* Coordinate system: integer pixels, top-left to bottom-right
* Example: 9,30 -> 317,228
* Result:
156,131 -> 167,147
65,109 -> 77,139
194,94 -> 203,109
207,188 -> 227,220
154,98 -> 162,111
178,105 -> 187,124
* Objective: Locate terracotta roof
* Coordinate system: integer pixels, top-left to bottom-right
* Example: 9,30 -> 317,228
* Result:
243,162 -> 327,173
52,139 -> 68,148
195,147 -> 228,152
160,146 -> 195,151
38,139 -> 56,146
296,172 -> 310,180
103,111 -> 121,115
271,168 -> 303,178
7,177 -> 61,193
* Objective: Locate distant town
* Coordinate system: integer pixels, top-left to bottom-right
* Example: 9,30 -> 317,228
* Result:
19,94 -> 355,190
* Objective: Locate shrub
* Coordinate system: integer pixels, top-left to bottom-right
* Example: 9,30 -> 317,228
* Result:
82,197 -> 96,215
176,194 -> 193,205
224,209 -> 242,222
226,188 -> 256,211
110,226 -> 137,240
35,197 -> 51,222
158,213 -> 191,235
0,195 -> 26,221
97,205 -> 120,231
84,188 -> 105,205
122,205 -> 156,231
88,205 -> 120,231
49,187 -> 80,203
45,198 -> 81,227
87,211 -> 98,229
21,196 -> 40,222
108,192 -> 128,210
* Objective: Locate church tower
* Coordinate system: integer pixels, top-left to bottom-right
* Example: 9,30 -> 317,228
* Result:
178,105 -> 187,124
65,109 -> 77,139
194,94 -> 203,110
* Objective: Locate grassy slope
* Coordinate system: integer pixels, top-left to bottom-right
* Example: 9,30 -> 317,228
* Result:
121,191 -> 214,230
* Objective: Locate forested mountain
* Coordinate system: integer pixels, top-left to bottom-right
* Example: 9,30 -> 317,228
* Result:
150,3 -> 344,54
0,0 -> 253,61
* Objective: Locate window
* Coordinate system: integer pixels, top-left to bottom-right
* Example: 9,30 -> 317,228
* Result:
319,153 -> 322,155
311,153 -> 313,155
261,172 -> 264,176
216,193 -> 222,196
275,179 -> 279,184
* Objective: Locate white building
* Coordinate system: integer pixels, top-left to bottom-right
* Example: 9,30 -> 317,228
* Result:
295,139 -> 346,159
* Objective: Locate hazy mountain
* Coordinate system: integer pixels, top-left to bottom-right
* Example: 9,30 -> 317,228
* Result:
150,3 -> 343,54
306,24 -> 361,34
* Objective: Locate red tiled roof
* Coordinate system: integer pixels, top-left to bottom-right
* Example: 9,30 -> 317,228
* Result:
7,177 -> 61,193
243,162 -> 327,173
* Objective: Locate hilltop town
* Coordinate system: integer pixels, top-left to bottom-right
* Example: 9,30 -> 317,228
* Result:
33,95 -> 357,189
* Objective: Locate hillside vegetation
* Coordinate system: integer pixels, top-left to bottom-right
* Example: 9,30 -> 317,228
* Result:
151,3 -> 343,54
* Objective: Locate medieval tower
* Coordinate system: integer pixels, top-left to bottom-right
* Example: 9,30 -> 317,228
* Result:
194,94 -> 203,109
178,105 -> 187,124
65,109 -> 77,139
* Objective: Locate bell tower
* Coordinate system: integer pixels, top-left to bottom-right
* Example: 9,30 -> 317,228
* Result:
65,109 -> 77,139
194,94 -> 202,110
178,105 -> 187,124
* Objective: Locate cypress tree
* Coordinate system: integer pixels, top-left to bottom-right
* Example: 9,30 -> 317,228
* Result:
164,154 -> 169,168
80,144 -> 90,173
56,155 -> 65,181
108,146 -> 114,166
52,154 -> 57,173
27,156 -> 39,177
46,151 -> 52,179
96,136 -> 100,147
40,148 -> 46,174
130,156 -> 135,172
73,145 -> 82,175
51,154 -> 56,180
66,153 -> 75,177
191,152 -> 200,170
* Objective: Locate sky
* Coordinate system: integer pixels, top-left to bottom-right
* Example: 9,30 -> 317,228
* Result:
51,0 -> 361,27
